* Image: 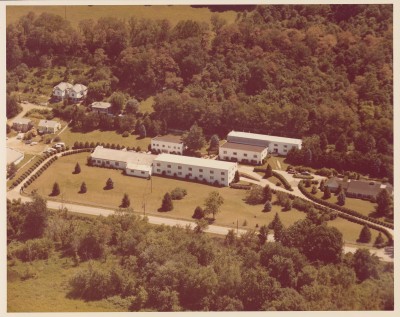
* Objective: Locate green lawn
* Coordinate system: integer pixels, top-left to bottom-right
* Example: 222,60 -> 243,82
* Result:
58,127 -> 152,150
7,254 -> 123,312
26,152 -> 307,230
265,156 -> 289,171
7,5 -> 238,28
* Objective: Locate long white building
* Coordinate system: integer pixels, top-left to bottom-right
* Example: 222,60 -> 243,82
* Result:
152,153 -> 237,186
219,142 -> 268,165
227,131 -> 302,155
151,135 -> 184,155
90,146 -> 157,178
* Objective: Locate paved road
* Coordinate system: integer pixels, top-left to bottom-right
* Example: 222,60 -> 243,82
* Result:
7,153 -> 393,262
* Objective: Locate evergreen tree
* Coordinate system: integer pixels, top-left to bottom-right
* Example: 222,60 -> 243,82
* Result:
74,162 -> 81,174
263,200 -> 272,212
335,134 -> 348,152
80,182 -> 87,193
161,192 -> 173,211
283,199 -> 292,211
51,182 -> 60,196
209,134 -> 220,151
358,225 -> 372,243
319,179 -> 325,191
105,178 -> 114,190
374,233 -> 385,247
265,164 -> 273,178
337,191 -> 346,206
258,225 -> 269,245
234,170 -> 240,183
323,186 -> 331,199
121,193 -> 130,208
269,213 -> 284,242
320,133 -> 328,151
263,185 -> 272,202
311,186 -> 318,194
192,206 -> 205,219
376,189 -> 392,216
335,184 -> 343,195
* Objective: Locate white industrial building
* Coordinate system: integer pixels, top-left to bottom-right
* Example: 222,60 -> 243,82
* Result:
219,142 -> 268,165
227,131 -> 302,155
90,146 -> 157,178
151,135 -> 184,154
7,147 -> 25,165
152,153 -> 237,186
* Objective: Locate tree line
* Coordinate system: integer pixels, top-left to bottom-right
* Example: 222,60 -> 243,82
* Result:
7,196 -> 394,311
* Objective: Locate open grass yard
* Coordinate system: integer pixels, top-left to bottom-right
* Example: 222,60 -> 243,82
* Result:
58,127 -> 152,150
7,5 -> 238,28
7,254 -> 122,312
306,187 -> 380,219
26,153 -> 307,230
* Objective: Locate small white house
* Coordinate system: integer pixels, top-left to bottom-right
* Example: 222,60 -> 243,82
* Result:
91,102 -> 112,115
68,84 -> 88,102
219,142 -> 268,165
12,118 -> 33,132
151,135 -> 184,155
152,153 -> 238,186
38,120 -> 61,134
53,82 -> 73,100
227,131 -> 302,156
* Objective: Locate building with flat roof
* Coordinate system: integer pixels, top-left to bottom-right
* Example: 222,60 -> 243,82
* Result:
152,153 -> 237,186
219,141 -> 268,165
227,131 -> 302,155
7,147 -> 24,165
151,135 -> 184,154
90,146 -> 157,178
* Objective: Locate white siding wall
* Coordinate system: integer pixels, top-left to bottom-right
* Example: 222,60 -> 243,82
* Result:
151,140 -> 184,154
152,161 -> 236,186
126,168 -> 151,178
268,143 -> 300,155
91,158 -> 127,170
219,148 -> 268,164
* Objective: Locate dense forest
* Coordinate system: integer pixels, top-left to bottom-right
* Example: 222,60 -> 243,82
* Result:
7,197 -> 394,311
6,4 -> 393,179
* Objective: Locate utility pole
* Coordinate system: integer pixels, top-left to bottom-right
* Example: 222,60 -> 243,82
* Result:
236,219 -> 239,234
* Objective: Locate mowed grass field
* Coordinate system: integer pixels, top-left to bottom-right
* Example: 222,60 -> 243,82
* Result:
6,5 -> 238,27
8,255 -> 122,312
59,127 -> 152,150
26,152 -> 307,230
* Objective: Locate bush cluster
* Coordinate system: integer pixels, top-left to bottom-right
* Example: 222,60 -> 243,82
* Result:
272,171 -> 293,191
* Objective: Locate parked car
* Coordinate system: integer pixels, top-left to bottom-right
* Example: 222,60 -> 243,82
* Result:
16,133 -> 24,140
287,170 -> 296,174
30,141 -> 38,146
301,171 -> 311,176
25,140 -> 32,144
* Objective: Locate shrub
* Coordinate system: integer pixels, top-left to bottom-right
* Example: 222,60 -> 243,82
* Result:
12,238 -> 54,262
122,131 -> 130,137
272,171 -> 293,191
161,193 -> 173,211
54,136 -> 61,142
192,206 -> 205,219
51,182 -> 60,196
170,187 -> 187,200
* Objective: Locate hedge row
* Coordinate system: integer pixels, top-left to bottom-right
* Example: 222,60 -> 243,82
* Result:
293,174 -> 314,180
272,171 -> 293,191
230,183 -> 252,190
253,167 -> 266,173
9,151 -> 61,190
61,148 -> 92,156
298,181 -> 393,230
22,156 -> 59,189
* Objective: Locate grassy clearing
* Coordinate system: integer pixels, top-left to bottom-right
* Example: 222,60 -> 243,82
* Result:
263,156 -> 289,171
58,127 -> 152,150
7,255 -> 122,312
7,5 -> 238,28
26,152 -> 307,230
139,96 -> 154,114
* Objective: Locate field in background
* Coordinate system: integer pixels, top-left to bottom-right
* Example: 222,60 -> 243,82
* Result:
6,5 -> 238,27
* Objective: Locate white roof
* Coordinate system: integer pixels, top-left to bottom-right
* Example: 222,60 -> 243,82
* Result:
91,102 -> 112,109
39,120 -> 60,128
7,147 -> 24,165
91,146 -> 157,166
126,162 -> 152,173
228,131 -> 302,145
154,153 -> 237,170
12,118 -> 32,125
54,82 -> 73,91
71,84 -> 87,92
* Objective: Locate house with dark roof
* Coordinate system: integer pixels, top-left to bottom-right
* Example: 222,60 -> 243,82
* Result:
151,135 -> 184,155
325,177 -> 393,200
